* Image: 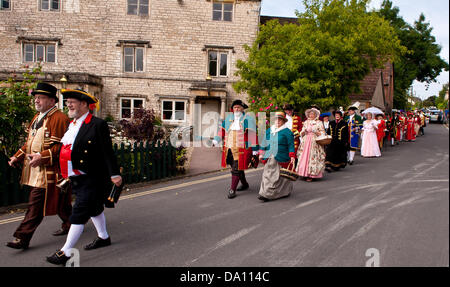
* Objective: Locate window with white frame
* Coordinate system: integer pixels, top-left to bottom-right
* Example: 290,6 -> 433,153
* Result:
208,50 -> 228,77
23,43 -> 56,63
161,100 -> 186,122
120,98 -> 144,119
1,0 -> 10,10
127,0 -> 148,16
123,46 -> 144,72
39,0 -> 60,11
212,1 -> 233,21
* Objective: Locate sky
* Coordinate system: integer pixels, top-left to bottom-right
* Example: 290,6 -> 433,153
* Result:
260,0 -> 450,100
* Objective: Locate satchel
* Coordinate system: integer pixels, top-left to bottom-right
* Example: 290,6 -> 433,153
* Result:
280,162 -> 299,181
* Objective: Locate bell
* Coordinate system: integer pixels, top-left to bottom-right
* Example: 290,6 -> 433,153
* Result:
56,178 -> 71,193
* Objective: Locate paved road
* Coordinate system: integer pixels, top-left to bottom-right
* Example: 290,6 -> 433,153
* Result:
0,124 -> 448,267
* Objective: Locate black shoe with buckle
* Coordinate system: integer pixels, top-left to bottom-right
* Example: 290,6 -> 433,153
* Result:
6,238 -> 29,250
84,237 -> 111,250
227,189 -> 236,199
236,184 -> 249,191
52,228 -> 69,236
46,250 -> 70,265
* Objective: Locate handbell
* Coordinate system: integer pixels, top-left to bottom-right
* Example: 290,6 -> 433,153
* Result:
56,178 -> 71,193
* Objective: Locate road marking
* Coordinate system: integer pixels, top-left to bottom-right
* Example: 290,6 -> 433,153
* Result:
0,169 -> 263,225
0,216 -> 24,225
274,197 -> 326,218
188,224 -> 261,265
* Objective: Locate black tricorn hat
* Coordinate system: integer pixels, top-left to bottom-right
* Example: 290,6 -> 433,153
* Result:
283,103 -> 294,111
61,89 -> 98,104
231,99 -> 248,109
31,82 -> 58,101
333,110 -> 343,116
348,106 -> 358,111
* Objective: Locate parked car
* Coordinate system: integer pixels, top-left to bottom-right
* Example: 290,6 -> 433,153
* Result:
428,109 -> 444,124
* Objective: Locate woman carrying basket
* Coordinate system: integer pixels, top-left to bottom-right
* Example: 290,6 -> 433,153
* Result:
296,108 -> 326,182
258,112 -> 296,202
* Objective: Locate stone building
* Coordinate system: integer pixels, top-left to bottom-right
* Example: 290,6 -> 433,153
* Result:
0,0 -> 261,137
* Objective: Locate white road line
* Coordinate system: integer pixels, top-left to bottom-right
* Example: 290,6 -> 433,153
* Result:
274,197 -> 326,218
188,224 -> 261,265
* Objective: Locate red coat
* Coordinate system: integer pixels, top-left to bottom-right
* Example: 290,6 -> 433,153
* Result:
291,115 -> 302,154
405,117 -> 416,141
377,119 -> 386,142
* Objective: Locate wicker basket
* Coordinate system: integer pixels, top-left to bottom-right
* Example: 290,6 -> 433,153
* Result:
280,162 -> 299,181
315,135 -> 332,146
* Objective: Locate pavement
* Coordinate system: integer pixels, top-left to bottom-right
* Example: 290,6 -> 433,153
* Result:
0,123 -> 448,267
186,146 -> 223,176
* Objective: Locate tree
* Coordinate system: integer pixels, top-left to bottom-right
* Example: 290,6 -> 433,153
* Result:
234,0 -> 406,114
378,0 -> 449,109
422,95 -> 437,108
0,64 -> 42,156
436,83 -> 449,110
119,108 -> 166,142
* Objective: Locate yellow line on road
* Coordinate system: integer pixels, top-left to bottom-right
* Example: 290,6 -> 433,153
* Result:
0,169 -> 262,225
0,216 -> 24,225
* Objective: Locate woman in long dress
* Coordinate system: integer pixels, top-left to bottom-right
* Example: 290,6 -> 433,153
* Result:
361,112 -> 381,157
296,108 -> 326,182
405,112 -> 416,142
258,112 -> 296,202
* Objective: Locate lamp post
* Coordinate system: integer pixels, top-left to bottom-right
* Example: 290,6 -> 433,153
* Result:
59,75 -> 67,109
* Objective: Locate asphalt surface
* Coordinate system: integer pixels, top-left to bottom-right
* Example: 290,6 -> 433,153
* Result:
0,124 -> 448,267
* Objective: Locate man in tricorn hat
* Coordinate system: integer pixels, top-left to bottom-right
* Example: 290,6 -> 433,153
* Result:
344,105 -> 363,165
212,99 -> 258,199
6,82 -> 72,250
46,89 -> 122,265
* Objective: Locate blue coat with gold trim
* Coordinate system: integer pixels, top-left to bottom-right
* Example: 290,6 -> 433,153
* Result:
214,112 -> 258,170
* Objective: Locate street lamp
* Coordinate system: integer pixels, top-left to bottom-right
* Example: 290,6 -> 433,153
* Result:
206,74 -> 212,97
59,75 -> 67,109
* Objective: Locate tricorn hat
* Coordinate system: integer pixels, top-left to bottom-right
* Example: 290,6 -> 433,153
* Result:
31,82 -> 58,101
348,106 -> 358,111
332,110 -> 343,116
231,99 -> 248,109
61,89 -> 99,111
283,103 -> 294,111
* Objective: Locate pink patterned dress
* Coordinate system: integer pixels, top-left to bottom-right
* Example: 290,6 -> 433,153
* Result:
296,120 -> 326,178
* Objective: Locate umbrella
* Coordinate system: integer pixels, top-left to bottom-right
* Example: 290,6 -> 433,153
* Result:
362,107 -> 384,115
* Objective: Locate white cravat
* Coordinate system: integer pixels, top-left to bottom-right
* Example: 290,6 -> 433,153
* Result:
61,112 -> 90,146
230,114 -> 242,131
285,115 -> 293,130
60,112 -> 90,177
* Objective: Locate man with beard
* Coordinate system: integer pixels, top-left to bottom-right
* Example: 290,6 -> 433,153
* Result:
325,110 -> 349,172
6,83 -> 72,250
46,89 -> 122,265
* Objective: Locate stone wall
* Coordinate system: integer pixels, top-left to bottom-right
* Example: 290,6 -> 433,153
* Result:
0,0 -> 261,122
